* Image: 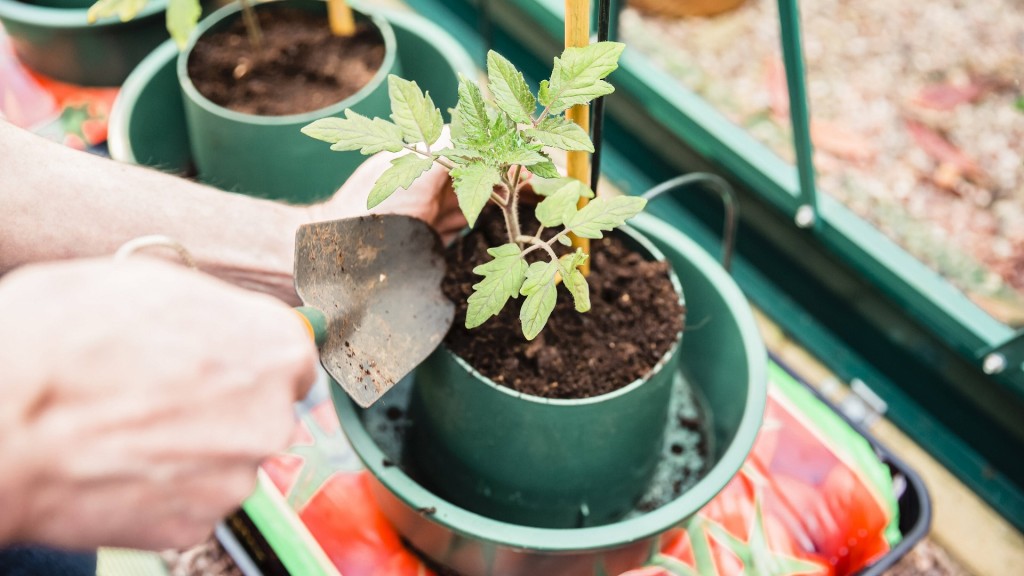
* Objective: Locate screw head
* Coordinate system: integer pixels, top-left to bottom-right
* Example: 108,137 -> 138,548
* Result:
983,353 -> 1007,375
795,205 -> 816,228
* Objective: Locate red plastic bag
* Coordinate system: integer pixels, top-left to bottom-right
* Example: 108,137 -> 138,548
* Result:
621,364 -> 899,576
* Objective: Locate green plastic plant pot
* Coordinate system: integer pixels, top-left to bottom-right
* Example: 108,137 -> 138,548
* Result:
0,0 -> 169,86
109,7 -> 473,180
332,211 -> 767,576
407,225 -> 684,529
29,0 -> 94,9
176,0 -> 399,203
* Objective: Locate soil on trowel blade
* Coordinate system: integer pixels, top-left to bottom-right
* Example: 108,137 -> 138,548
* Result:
442,206 -> 686,399
187,6 -> 385,116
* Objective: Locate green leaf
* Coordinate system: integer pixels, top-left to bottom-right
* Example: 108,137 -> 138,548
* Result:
1016,97 -> 1024,113
528,159 -> 560,179
434,147 -> 483,165
388,76 -> 444,146
558,250 -> 591,313
535,179 -> 593,227
452,75 -> 490,144
565,195 -> 647,239
524,116 -> 594,152
166,0 -> 201,48
538,80 -> 552,108
519,260 -> 559,340
557,235 -> 573,246
492,147 -> 549,167
87,0 -> 147,24
530,176 -> 572,196
366,154 -> 434,209
543,42 -> 625,115
466,244 -> 527,329
301,111 -> 405,154
487,51 -> 537,124
450,163 -> 502,227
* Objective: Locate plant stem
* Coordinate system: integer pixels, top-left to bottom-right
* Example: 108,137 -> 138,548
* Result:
239,0 -> 264,52
520,229 -> 570,258
403,144 -> 454,170
517,235 -> 560,262
509,166 -> 524,245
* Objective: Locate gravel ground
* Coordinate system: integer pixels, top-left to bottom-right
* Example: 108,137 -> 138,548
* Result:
622,0 -> 1024,325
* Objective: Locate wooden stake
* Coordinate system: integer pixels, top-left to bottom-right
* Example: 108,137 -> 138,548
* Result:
328,0 -> 357,37
565,0 -> 591,275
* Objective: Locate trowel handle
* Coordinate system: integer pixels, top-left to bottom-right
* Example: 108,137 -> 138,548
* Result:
294,306 -> 328,347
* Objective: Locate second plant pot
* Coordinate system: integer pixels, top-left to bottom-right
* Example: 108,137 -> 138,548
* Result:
0,0 -> 169,86
177,0 -> 399,202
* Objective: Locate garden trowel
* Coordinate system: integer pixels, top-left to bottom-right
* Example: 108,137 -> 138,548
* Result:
292,214 -> 454,407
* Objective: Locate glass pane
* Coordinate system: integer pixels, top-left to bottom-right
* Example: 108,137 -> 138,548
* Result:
620,0 -> 1024,327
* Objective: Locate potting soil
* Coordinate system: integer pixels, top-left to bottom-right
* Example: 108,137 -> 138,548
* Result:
441,206 -> 686,399
187,6 -> 385,116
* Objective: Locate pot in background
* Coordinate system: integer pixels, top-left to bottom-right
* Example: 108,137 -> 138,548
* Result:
176,0 -> 398,203
628,0 -> 746,18
0,0 -> 169,86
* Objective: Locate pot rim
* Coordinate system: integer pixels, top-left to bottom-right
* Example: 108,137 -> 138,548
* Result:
175,0 -> 397,126
336,211 -> 768,553
440,223 -> 686,407
0,0 -> 168,28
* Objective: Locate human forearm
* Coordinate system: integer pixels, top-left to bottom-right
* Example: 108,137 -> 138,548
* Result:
0,120 -> 305,304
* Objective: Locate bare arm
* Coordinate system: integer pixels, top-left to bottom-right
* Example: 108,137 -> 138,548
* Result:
0,120 -> 464,304
0,119 -> 304,303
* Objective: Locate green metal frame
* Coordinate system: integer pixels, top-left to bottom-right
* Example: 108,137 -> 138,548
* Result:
404,0 -> 1024,531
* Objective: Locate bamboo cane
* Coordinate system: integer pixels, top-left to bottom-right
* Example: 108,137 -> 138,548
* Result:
565,0 -> 591,275
328,0 -> 357,37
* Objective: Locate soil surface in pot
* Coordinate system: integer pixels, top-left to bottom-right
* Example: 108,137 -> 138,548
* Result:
442,206 -> 686,399
187,6 -> 385,116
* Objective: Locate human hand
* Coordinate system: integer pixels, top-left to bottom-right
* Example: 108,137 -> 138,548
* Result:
305,128 -> 466,244
0,258 -> 317,551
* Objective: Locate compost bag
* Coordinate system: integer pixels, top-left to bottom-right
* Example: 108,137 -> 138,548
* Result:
619,363 -> 901,576
261,362 -> 901,576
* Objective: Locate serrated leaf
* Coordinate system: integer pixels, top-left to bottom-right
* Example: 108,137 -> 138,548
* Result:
535,179 -> 593,227
450,163 -> 502,227
434,147 -> 482,165
528,159 -> 560,179
166,0 -> 201,48
524,116 -> 594,152
565,195 -> 647,239
520,260 -> 559,296
530,176 -> 573,196
492,147 -> 549,167
545,42 -> 625,115
388,76 -> 444,146
466,244 -> 527,329
538,80 -> 552,107
559,250 -> 591,313
366,154 -> 434,209
452,75 -> 490,145
487,51 -> 536,124
301,111 -> 405,154
87,0 -> 146,24
519,261 -> 559,339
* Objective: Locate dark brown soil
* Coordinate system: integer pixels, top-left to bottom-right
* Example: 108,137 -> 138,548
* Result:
187,6 -> 385,116
442,207 -> 686,399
